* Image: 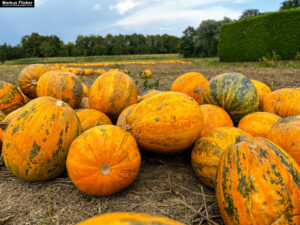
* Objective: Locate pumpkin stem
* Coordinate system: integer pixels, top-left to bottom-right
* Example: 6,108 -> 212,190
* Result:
235,135 -> 248,144
55,100 -> 63,106
100,164 -> 111,176
31,80 -> 38,86
0,122 -> 8,129
124,124 -> 131,132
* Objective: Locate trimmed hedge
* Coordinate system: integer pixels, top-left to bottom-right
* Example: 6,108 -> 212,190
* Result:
218,9 -> 300,62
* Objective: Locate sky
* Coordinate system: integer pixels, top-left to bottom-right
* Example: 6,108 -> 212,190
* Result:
0,0 -> 283,45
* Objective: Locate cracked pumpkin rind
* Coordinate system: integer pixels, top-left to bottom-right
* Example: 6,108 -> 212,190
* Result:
66,125 -> 141,196
77,212 -> 184,225
216,137 -> 300,225
2,96 -> 81,181
0,80 -> 24,114
251,79 -> 271,111
76,109 -> 112,132
123,92 -> 204,153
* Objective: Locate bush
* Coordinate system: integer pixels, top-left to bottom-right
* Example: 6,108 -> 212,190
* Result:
218,9 -> 300,61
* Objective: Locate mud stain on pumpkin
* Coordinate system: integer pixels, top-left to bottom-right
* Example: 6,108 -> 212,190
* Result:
30,141 -> 41,160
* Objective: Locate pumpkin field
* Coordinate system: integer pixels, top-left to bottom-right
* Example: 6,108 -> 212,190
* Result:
0,58 -> 300,225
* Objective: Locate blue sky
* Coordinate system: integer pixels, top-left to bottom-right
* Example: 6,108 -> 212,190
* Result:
0,0 -> 283,45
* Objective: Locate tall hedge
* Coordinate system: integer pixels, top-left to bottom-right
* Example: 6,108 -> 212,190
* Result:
218,9 -> 300,61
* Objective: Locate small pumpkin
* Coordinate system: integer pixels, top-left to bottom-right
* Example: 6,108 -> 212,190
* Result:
0,80 -> 24,114
139,89 -> 163,102
191,127 -> 251,188
66,125 -> 141,196
141,69 -> 152,79
2,97 -> 81,181
76,109 -> 112,132
263,88 -> 300,117
18,64 -> 51,98
82,83 -> 89,97
199,104 -> 234,137
251,79 -> 272,111
171,72 -> 208,104
216,137 -> 300,225
203,72 -> 259,124
268,115 -> 300,165
84,69 -> 94,76
37,71 -> 83,108
77,212 -> 184,225
79,97 -> 89,109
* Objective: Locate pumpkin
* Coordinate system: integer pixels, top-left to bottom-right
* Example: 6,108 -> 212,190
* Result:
0,81 -> 24,114
216,137 -> 300,225
203,72 -> 259,124
139,89 -> 163,102
263,88 -> 300,117
84,69 -> 94,76
0,110 -> 5,121
66,125 -> 141,196
82,83 -> 89,97
199,104 -> 234,137
80,97 -> 89,109
89,71 -> 138,121
116,104 -> 137,128
37,71 -> 83,109
251,79 -> 272,111
191,127 -> 251,188
141,69 -> 152,79
76,109 -> 112,132
123,69 -> 130,75
268,116 -> 300,165
77,212 -> 184,225
122,92 -> 203,153
171,72 -> 208,104
18,64 -> 51,98
2,97 -> 81,181
0,107 -> 23,142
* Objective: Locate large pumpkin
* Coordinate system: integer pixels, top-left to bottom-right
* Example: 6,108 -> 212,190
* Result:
203,72 -> 259,124
18,64 -> 51,98
122,92 -> 203,153
171,72 -> 208,104
116,104 -> 137,128
0,107 -> 23,142
77,212 -> 184,225
263,88 -> 300,117
76,109 -> 112,132
216,137 -> 300,225
251,79 -> 271,111
37,71 -> 83,108
238,112 -> 280,138
139,89 -> 163,102
79,97 -> 89,109
268,115 -> 300,165
66,125 -> 141,196
191,127 -> 251,188
199,104 -> 234,137
0,81 -> 24,114
2,97 -> 81,181
89,71 -> 138,121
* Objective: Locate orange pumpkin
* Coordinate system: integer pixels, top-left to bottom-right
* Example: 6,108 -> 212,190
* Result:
0,107 -> 23,142
18,64 -> 51,98
251,80 -> 271,111
199,104 -> 234,137
77,212 -> 184,225
76,109 -> 112,132
263,88 -> 300,117
0,81 -> 24,114
139,89 -> 163,102
171,72 -> 208,105
82,83 -> 89,97
37,71 -> 83,108
268,116 -> 300,165
89,71 -> 138,121
2,97 -> 81,181
123,92 -> 204,153
84,69 -> 94,76
66,125 -> 141,196
216,137 -> 300,225
116,104 -> 137,129
80,97 -> 89,109
0,110 -> 5,121
191,127 -> 251,188
238,112 -> 280,138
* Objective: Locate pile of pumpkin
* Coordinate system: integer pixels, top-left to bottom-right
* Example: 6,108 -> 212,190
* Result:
0,64 -> 300,225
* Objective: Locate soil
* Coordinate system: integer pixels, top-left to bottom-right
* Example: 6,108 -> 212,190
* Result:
0,62 -> 299,225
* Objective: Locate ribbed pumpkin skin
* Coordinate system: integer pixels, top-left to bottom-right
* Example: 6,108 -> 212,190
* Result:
171,72 -> 208,104
268,116 -> 300,165
82,83 -> 89,97
77,212 -> 184,225
199,104 -> 234,137
124,92 -> 204,153
116,104 -> 137,128
80,97 -> 89,109
263,88 -> 300,117
76,109 -> 112,132
191,127 -> 251,188
140,89 -> 163,102
89,71 -> 138,121
203,73 -> 259,124
18,64 -> 51,98
251,79 -> 271,111
66,125 -> 141,196
37,71 -> 83,108
216,137 -> 300,225
2,97 -> 81,181
0,81 -> 24,114
238,112 -> 280,138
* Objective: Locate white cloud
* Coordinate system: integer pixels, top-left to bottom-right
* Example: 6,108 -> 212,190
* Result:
112,0 -> 140,15
93,3 -> 101,10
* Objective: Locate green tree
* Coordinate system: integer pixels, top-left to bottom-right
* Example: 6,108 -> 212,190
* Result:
240,9 -> 261,19
280,0 -> 300,10
178,26 -> 196,57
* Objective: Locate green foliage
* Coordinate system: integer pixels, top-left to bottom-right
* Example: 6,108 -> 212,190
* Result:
280,0 -> 300,10
260,51 -> 280,67
239,9 -> 261,19
295,52 -> 300,60
142,79 -> 160,90
218,9 -> 300,62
